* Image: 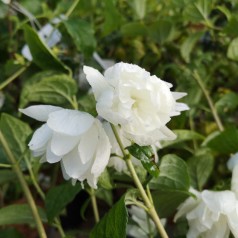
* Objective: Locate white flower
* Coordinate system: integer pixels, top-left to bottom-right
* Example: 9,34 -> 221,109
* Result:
19,105 -> 111,188
127,206 -> 165,238
227,152 -> 238,198
84,62 -> 189,146
174,188 -> 238,238
103,122 -> 159,172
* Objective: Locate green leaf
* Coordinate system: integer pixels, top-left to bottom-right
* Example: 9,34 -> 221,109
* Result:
206,127 -> 238,154
130,0 -> 146,20
23,25 -> 70,74
45,182 -> 81,222
102,0 -> 123,36
216,6 -> 231,20
19,71 -> 77,108
0,113 -> 32,169
78,93 -> 97,117
227,37 -> 238,61
0,228 -> 24,238
180,33 -> 203,63
90,196 -> 128,238
0,170 -> 16,185
188,150 -> 214,190
183,0 -> 212,23
148,20 -> 174,44
215,92 -> 238,113
0,204 -> 47,225
161,130 -> 204,148
150,154 -> 191,217
121,22 -> 147,37
224,17 -> 238,37
98,168 -> 113,190
126,143 -> 159,177
63,18 -> 96,56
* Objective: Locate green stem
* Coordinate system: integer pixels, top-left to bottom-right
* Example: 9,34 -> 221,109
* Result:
65,0 -> 80,18
90,188 -> 99,223
111,125 -> 169,238
0,163 -> 12,168
193,70 -> 224,132
0,63 -> 30,90
0,132 -> 47,238
24,156 -> 66,237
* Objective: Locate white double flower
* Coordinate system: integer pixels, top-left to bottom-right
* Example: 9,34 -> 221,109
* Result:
20,105 -> 111,188
84,62 -> 189,146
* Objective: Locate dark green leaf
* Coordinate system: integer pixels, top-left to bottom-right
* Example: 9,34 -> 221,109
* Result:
90,196 -> 128,238
188,150 -> 214,190
19,71 -> 77,108
150,154 -> 190,217
0,113 -> 32,169
206,127 -> 238,154
0,170 -> 16,185
227,37 -> 238,61
63,18 -> 96,55
23,25 -> 70,74
0,228 -> 24,238
78,93 -> 97,117
126,143 -> 159,177
121,22 -> 147,37
215,92 -> 238,113
45,182 -> 81,222
0,204 -> 47,225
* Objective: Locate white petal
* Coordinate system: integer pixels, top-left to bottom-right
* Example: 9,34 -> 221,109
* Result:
28,124 -> 52,151
227,152 -> 238,171
231,166 -> 238,197
172,92 -> 187,100
202,190 -> 236,214
47,109 -> 95,136
19,105 -> 62,122
51,132 -> 80,156
60,160 -> 70,180
62,147 -> 92,179
83,66 -> 109,100
90,120 -> 111,177
46,142 -> 62,163
78,123 -> 98,164
227,205 -> 238,237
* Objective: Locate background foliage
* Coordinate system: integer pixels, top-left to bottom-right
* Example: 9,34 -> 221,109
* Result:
0,0 -> 238,237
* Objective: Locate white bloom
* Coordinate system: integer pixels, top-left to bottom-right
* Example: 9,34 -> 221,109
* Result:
127,206 -> 165,238
19,105 -> 111,188
84,62 -> 189,146
227,152 -> 238,198
174,188 -> 238,238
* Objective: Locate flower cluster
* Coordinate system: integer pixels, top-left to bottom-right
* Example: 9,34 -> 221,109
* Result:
20,62 -> 188,188
174,153 -> 238,238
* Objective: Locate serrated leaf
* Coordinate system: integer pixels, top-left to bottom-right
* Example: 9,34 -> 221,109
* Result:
206,127 -> 238,154
188,151 -> 214,190
0,113 -> 32,169
148,20 -> 174,44
150,154 -> 190,217
45,183 -> 81,222
19,71 -> 77,108
90,196 -> 128,238
23,25 -> 70,74
0,204 -> 47,225
63,18 -> 96,56
227,37 -> 238,61
126,143 -> 159,177
181,32 -> 203,63
161,130 -> 204,148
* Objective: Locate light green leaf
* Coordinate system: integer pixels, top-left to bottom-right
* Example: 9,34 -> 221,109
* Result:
0,114 -> 32,169
216,6 -> 231,20
227,37 -> 238,61
19,71 -> 77,108
130,0 -> 146,20
150,154 -> 191,217
148,20 -> 174,44
183,0 -> 212,23
126,143 -> 159,177
98,168 -> 113,189
23,25 -> 70,74
181,33 -> 203,63
188,150 -> 214,190
45,182 -> 81,222
90,196 -> 128,238
0,204 -> 47,225
63,18 -> 96,56
206,127 -> 238,154
224,17 -> 238,37
161,130 -> 204,148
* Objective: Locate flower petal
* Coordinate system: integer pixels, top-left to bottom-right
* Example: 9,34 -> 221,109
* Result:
83,66 -> 109,100
47,109 -> 94,136
28,124 -> 52,151
19,105 -> 62,122
227,152 -> 238,171
46,142 -> 62,163
51,132 -> 80,156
